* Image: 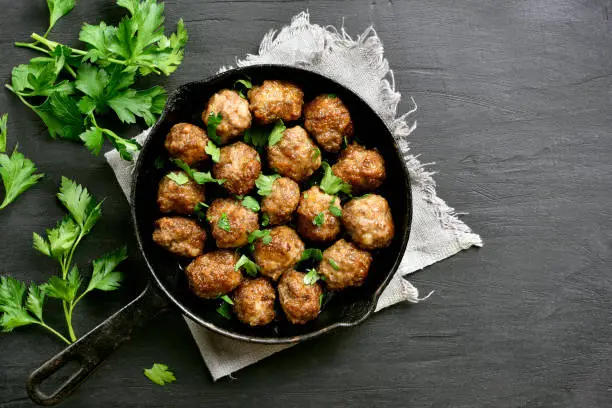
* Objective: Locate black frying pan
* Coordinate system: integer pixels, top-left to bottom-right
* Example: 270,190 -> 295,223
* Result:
26,65 -> 412,406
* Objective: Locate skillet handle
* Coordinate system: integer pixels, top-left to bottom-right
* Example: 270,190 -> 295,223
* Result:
26,284 -> 168,406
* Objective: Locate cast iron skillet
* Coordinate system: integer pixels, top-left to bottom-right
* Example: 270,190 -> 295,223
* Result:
26,65 -> 412,406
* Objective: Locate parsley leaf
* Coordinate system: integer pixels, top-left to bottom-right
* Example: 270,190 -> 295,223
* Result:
0,276 -> 40,332
329,203 -> 342,217
57,176 -> 102,233
268,120 -> 286,146
255,173 -> 280,196
0,148 -> 44,210
86,247 -> 127,292
261,213 -> 270,227
205,141 -> 221,163
234,79 -> 252,98
166,171 -> 189,185
327,93 -> 337,98
327,258 -> 340,271
216,302 -> 232,320
319,293 -> 324,307
172,159 -> 225,185
207,112 -> 223,144
244,127 -> 269,151
312,147 -> 321,161
248,229 -> 271,245
313,212 -> 325,227
319,162 -> 351,195
193,202 -> 208,219
219,294 -> 234,305
144,363 -> 176,386
218,213 -> 231,232
0,114 -> 7,153
241,196 -> 260,212
47,0 -> 76,33
235,255 -> 259,277
303,269 -> 322,285
300,248 -> 323,263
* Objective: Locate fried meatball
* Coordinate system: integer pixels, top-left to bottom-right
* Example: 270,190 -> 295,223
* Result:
278,270 -> 322,324
304,94 -> 354,152
152,216 -> 206,258
248,80 -> 304,124
332,144 -> 386,193
296,186 -> 342,243
318,239 -> 372,290
185,250 -> 242,299
343,194 -> 394,249
267,126 -> 321,183
260,177 -> 300,225
157,171 -> 205,215
202,89 -> 252,144
253,226 -> 304,281
206,198 -> 259,248
164,123 -> 210,166
212,142 -> 261,195
233,278 -> 276,326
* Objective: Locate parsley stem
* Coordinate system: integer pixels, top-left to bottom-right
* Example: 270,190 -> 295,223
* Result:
5,84 -> 35,110
14,41 -> 51,55
37,321 -> 71,345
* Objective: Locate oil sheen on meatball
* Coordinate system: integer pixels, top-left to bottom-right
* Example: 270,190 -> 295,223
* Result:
202,89 -> 252,144
260,177 -> 300,225
342,194 -> 394,250
253,226 -> 304,281
152,216 -> 206,258
206,198 -> 259,248
157,171 -> 205,215
278,270 -> 322,324
164,123 -> 210,166
296,186 -> 342,243
332,144 -> 386,194
212,142 -> 261,195
267,126 -> 321,183
248,80 -> 304,124
233,278 -> 276,326
318,239 -> 373,290
185,250 -> 242,299
304,94 -> 354,153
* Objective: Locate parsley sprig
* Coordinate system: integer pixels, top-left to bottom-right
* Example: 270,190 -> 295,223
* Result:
144,363 -> 176,386
319,162 -> 351,196
7,0 -> 188,160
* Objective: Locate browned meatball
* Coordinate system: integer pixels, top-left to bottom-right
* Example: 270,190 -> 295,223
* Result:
332,144 -> 386,193
233,278 -> 276,326
152,216 -> 206,258
164,123 -> 210,166
318,239 -> 372,290
206,198 -> 259,248
212,142 -> 261,195
304,94 -> 353,152
260,177 -> 300,225
202,89 -> 252,144
343,194 -> 394,249
267,126 -> 321,183
185,250 -> 242,298
253,226 -> 304,281
157,171 -> 205,215
248,80 -> 304,124
296,187 -> 342,243
278,270 -> 322,324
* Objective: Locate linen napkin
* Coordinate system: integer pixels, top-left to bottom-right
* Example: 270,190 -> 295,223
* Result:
105,11 -> 483,380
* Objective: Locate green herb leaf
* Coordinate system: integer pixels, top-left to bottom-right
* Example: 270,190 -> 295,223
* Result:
0,148 -> 44,210
303,268 -> 322,285
154,156 -> 165,169
329,204 -> 342,217
0,114 -> 7,153
194,202 -> 208,218
327,93 -> 337,99
207,112 -> 223,144
327,258 -> 340,271
319,293 -> 324,307
244,127 -> 268,150
255,173 -> 280,196
47,0 -> 76,33
234,255 -> 259,277
312,147 -> 321,161
235,79 -> 252,90
26,285 -> 46,321
261,213 -> 270,227
312,212 -> 325,227
319,162 -> 351,196
220,294 -> 234,305
268,120 -> 286,146
79,127 -> 105,156
218,213 -> 231,232
87,247 -> 127,292
248,229 -> 271,245
42,271 -> 80,303
205,141 -> 221,163
144,363 -> 176,386
216,302 -> 232,320
166,171 -> 189,185
172,159 -> 225,185
299,248 -> 323,263
37,216 -> 80,260
0,277 -> 40,332
241,196 -> 260,212
57,176 -> 102,234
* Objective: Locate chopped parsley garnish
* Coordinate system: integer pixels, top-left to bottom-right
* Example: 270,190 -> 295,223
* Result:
219,294 -> 234,305
319,293 -> 324,307
144,363 -> 176,386
234,255 -> 259,277
327,258 -> 340,270
248,229 -> 272,245
166,171 -> 189,185
193,202 -> 208,218
268,119 -> 286,146
329,204 -> 342,217
300,248 -> 323,262
327,93 -> 337,98
234,79 -> 252,98
244,127 -> 269,150
205,141 -> 221,162
312,147 -> 321,161
319,162 -> 351,195
172,159 -> 225,185
216,302 -> 232,320
303,268 -> 322,285
261,213 -> 270,226
207,112 -> 223,144
312,212 -> 325,227
218,213 -> 231,232
255,173 -> 280,196
241,196 -> 260,212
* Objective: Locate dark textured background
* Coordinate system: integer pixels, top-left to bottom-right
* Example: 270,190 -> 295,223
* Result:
1,1 -> 611,407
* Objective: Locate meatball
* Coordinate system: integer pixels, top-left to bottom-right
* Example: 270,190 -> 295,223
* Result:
248,80 -> 304,124
278,270 -> 322,324
157,171 -> 205,214
342,194 -> 394,249
296,187 -> 342,242
267,126 -> 321,183
185,250 -> 242,299
164,123 -> 210,166
260,177 -> 300,225
304,94 -> 354,152
233,278 -> 276,326
206,198 -> 259,248
318,239 -> 372,290
152,216 -> 206,258
253,226 -> 304,281
332,144 -> 386,193
202,89 -> 252,144
212,142 -> 261,195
